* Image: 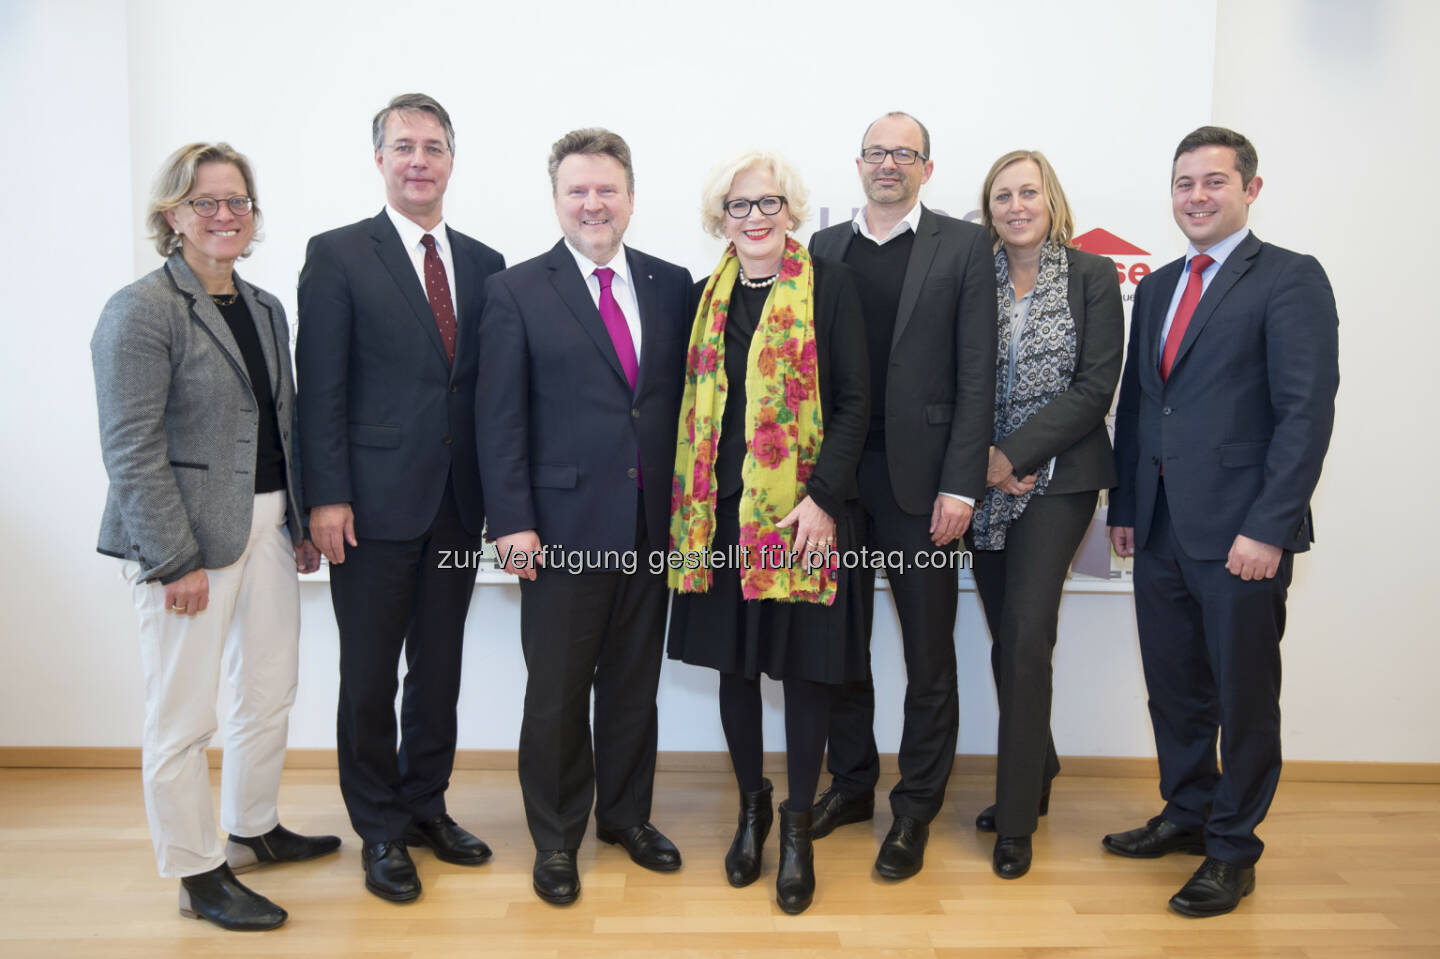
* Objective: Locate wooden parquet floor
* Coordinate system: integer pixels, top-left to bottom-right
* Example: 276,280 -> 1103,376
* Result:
1,767 -> 1437,957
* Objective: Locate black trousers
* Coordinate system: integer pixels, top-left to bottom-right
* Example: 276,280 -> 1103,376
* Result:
971,489 -> 1097,836
1134,482 -> 1290,866
825,448 -> 960,823
516,502 -> 667,851
331,480 -> 480,843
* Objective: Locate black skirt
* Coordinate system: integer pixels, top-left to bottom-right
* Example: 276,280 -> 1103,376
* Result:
667,493 -> 870,684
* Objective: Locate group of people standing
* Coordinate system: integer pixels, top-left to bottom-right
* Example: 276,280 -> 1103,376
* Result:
91,94 -> 1338,932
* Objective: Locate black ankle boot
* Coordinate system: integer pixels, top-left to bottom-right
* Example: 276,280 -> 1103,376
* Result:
725,778 -> 774,887
178,863 -> 287,931
775,801 -> 815,914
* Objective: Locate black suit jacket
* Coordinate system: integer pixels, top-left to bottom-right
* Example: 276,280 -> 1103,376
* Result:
1110,232 -> 1339,558
996,247 -> 1124,495
296,210 -> 505,540
810,205 -> 997,512
476,241 -> 693,553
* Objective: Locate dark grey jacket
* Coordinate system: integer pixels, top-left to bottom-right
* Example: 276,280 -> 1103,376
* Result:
92,253 -> 304,583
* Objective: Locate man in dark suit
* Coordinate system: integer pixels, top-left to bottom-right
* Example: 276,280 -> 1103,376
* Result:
808,112 -> 996,879
476,128 -> 692,906
296,93 -> 505,903
1106,126 -> 1339,917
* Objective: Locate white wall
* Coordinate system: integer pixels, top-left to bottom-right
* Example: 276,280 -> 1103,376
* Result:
1,0 -> 1433,764
1211,0 -> 1440,761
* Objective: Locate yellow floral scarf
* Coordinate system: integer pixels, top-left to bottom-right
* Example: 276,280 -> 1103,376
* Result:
669,236 -> 836,605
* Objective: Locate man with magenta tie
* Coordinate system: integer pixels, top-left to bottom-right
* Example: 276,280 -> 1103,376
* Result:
1106,126 -> 1339,916
476,128 -> 693,905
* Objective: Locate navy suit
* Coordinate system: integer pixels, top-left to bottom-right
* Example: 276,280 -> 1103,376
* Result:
1110,231 -> 1338,865
297,209 -> 505,842
476,241 -> 692,850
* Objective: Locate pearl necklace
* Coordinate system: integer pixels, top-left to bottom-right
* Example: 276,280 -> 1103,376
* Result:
737,267 -> 778,289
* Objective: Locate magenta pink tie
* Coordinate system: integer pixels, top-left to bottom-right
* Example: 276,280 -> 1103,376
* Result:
1160,253 -> 1214,381
594,267 -> 638,390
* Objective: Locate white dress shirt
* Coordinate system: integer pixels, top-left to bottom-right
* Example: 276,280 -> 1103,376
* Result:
386,205 -> 459,317
563,239 -> 643,361
851,199 -> 924,245
1157,227 -> 1251,362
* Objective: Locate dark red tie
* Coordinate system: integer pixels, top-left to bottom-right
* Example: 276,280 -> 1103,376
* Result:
420,234 -> 456,364
593,267 -> 639,390
1159,253 -> 1214,381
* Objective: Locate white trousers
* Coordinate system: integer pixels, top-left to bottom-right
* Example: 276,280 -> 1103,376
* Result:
129,491 -> 300,878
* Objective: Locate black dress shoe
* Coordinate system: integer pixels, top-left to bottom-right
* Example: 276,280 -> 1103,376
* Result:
226,823 -> 342,873
808,784 -> 874,840
362,840 -> 421,902
405,813 -> 492,865
533,849 -> 580,904
874,816 -> 929,880
178,863 -> 287,931
976,780 -> 1052,833
1102,815 -> 1206,858
775,801 -> 815,914
1169,856 -> 1255,917
596,821 -> 682,872
992,835 -> 1032,879
725,778 -> 773,888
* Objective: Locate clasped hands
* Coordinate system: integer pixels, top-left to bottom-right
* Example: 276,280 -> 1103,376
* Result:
987,446 -> 1037,497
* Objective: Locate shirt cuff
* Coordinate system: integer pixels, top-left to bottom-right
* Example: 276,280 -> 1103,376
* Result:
938,491 -> 976,508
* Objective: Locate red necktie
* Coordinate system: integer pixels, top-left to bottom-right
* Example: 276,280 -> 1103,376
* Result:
1159,253 -> 1214,381
420,234 -> 456,364
593,267 -> 639,390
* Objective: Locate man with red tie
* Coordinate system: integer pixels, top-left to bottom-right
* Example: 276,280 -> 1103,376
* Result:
1106,126 -> 1339,916
476,129 -> 693,905
297,94 -> 505,903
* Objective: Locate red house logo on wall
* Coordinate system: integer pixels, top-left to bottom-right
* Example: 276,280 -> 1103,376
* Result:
1074,228 -> 1152,287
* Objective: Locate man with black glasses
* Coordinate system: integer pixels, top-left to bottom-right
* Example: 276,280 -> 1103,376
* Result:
809,111 -> 995,880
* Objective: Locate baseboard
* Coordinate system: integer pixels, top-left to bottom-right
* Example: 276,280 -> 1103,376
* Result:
1,747 -> 1436,784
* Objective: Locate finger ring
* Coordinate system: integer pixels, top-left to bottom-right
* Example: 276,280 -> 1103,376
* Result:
171,603 -> 186,611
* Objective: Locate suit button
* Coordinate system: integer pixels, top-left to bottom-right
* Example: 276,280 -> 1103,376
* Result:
627,467 -> 638,479
442,435 -> 452,445
631,408 -> 640,419
450,385 -> 457,393
1151,456 -> 1159,465
1162,407 -> 1173,415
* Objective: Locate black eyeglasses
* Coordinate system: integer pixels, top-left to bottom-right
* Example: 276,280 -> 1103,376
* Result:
725,195 -> 786,219
184,195 -> 253,217
860,147 -> 927,166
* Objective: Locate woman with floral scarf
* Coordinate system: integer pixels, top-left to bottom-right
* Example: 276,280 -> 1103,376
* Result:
667,150 -> 869,914
969,150 -> 1124,879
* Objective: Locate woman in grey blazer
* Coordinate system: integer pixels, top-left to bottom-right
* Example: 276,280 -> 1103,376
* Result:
91,143 -> 337,931
967,150 -> 1124,879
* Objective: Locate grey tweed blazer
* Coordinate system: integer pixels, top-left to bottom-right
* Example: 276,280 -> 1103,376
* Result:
92,253 -> 304,583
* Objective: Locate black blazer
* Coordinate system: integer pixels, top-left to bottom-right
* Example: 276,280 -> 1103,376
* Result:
1110,232 -> 1339,558
476,241 -> 693,553
296,209 -> 505,540
695,256 -> 870,520
809,205 -> 997,512
995,247 -> 1124,495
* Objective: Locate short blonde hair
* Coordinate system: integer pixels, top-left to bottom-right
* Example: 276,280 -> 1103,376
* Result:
980,149 -> 1075,248
699,150 -> 810,239
146,142 -> 262,258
